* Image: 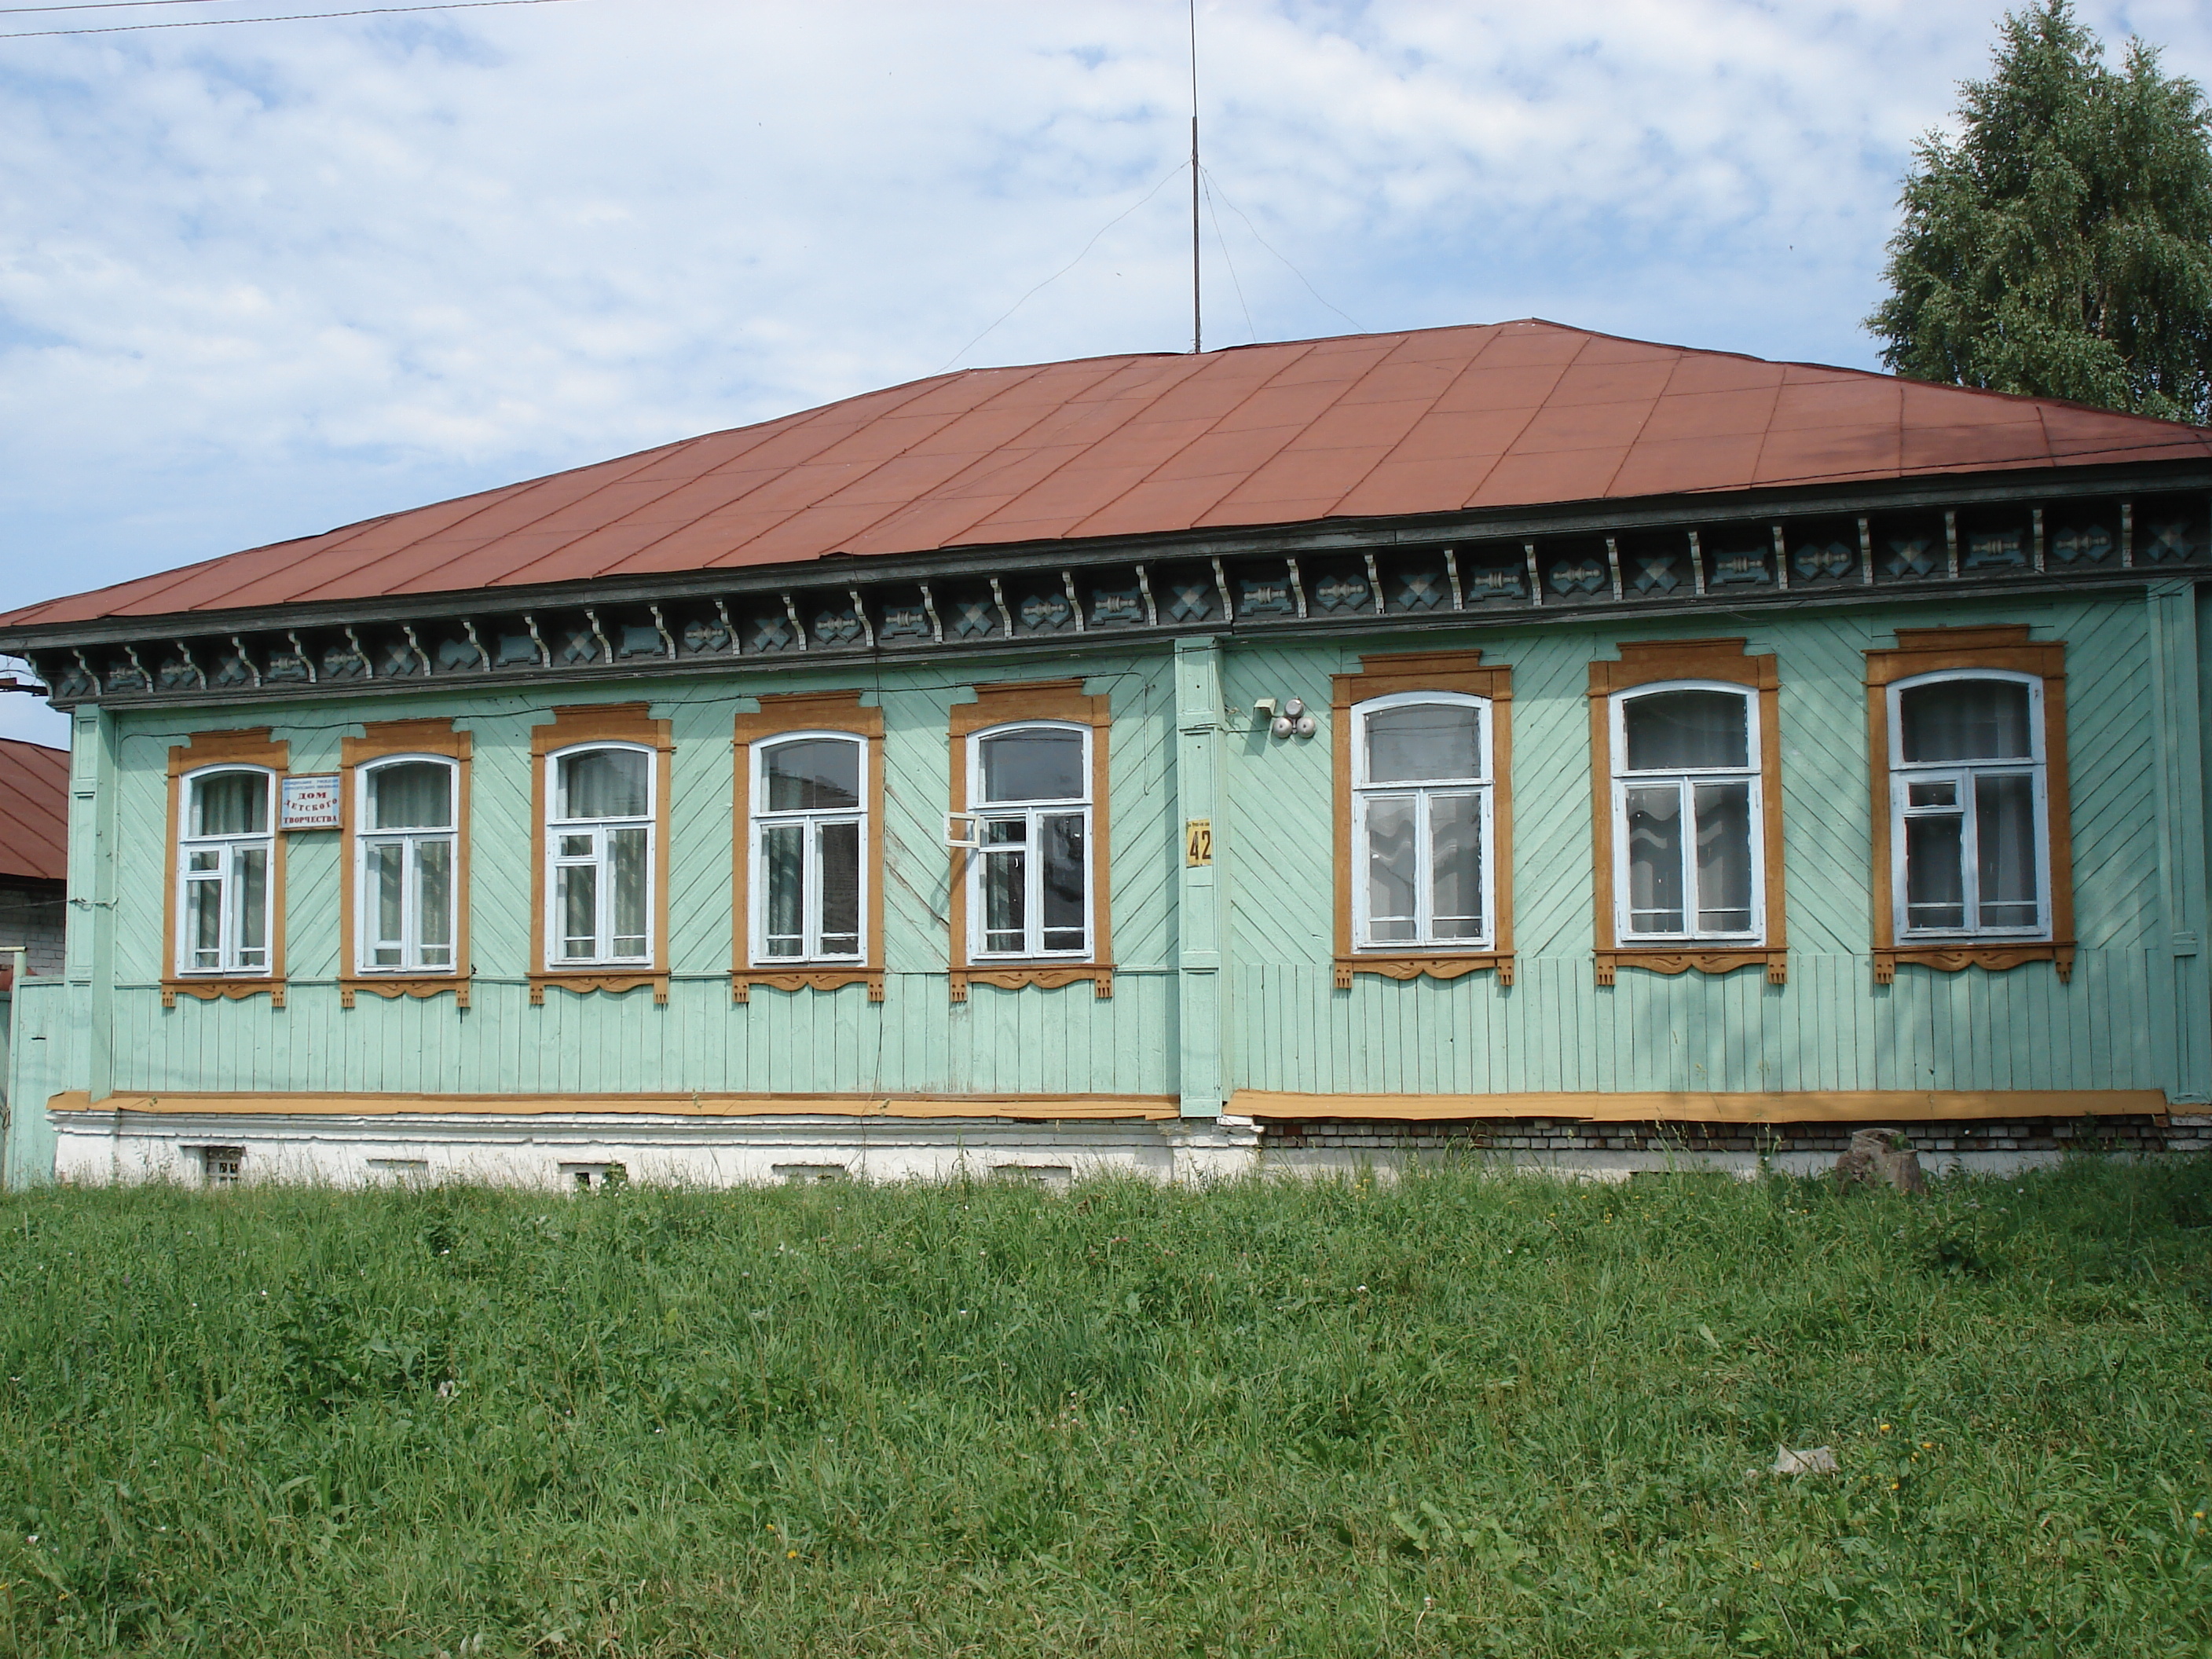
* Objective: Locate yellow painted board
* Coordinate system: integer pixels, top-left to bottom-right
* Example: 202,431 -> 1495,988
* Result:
1229,1090 -> 2170,1124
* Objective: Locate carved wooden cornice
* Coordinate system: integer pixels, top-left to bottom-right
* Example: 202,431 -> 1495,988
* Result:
13,487 -> 2207,710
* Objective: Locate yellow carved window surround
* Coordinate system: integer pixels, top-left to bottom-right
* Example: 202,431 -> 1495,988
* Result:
163,728 -> 289,1009
732,690 -> 886,1002
1866,624 -> 2074,984
947,678 -> 1114,1002
529,703 -> 673,1005
340,718 -> 471,1009
1588,639 -> 1788,986
1331,649 -> 1515,988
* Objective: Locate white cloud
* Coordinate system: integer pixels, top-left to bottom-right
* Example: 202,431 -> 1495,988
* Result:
1,0 -> 2207,750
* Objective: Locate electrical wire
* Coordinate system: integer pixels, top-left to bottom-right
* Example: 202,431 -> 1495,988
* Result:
0,2 -> 278,16
1201,171 -> 1256,344
1201,167 -> 1366,334
934,159 -> 1188,375
0,0 -> 579,38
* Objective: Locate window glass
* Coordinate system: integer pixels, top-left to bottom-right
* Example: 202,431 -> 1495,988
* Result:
417,840 -> 453,964
186,873 -> 222,966
1624,786 -> 1685,932
762,823 -> 806,958
1363,794 -> 1418,943
980,730 -> 1083,803
1365,703 -> 1480,783
1899,679 -> 2031,763
1623,690 -> 1747,771
191,771 -> 266,836
231,847 -> 268,968
558,862 -> 598,959
1975,773 -> 2040,927
369,761 -> 452,830
559,748 -> 648,819
368,843 -> 405,965
1040,815 -> 1086,951
1905,814 -> 1966,929
764,738 -> 860,811
609,828 -> 650,958
1693,782 -> 1754,932
819,822 -> 862,955
982,819 -> 1027,952
1429,793 -> 1484,939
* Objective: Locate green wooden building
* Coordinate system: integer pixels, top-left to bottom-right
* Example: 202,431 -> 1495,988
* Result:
5,320 -> 2210,1187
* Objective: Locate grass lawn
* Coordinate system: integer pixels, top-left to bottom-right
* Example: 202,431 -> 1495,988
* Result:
1,1156 -> 2208,1657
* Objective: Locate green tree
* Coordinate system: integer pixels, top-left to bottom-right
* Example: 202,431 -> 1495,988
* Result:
1868,0 -> 2212,423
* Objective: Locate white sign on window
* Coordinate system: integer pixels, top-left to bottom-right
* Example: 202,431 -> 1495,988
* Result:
279,774 -> 342,830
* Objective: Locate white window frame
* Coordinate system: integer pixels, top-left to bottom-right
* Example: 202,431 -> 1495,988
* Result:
174,764 -> 276,977
748,730 -> 869,966
1349,690 -> 1495,952
961,720 -> 1094,962
1887,668 -> 2051,941
544,740 -> 656,969
353,753 -> 460,976
1609,679 -> 1765,944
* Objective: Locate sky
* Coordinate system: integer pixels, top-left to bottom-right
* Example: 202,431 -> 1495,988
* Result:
2,0 -> 2210,749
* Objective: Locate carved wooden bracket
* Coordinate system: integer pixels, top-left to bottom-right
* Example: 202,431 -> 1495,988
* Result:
529,972 -> 669,1005
161,979 -> 284,1009
339,976 -> 471,1010
733,970 -> 885,1003
1873,943 -> 2075,985
949,966 -> 1114,1002
1594,948 -> 1786,987
1333,954 -> 1515,990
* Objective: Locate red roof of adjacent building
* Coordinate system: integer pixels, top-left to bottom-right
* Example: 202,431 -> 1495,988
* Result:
0,737 -> 68,884
8,319 -> 2210,630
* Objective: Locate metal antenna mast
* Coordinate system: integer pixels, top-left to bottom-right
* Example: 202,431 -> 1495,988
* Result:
1188,0 -> 1201,353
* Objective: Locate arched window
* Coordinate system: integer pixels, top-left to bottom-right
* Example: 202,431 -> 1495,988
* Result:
355,756 -> 458,973
965,721 -> 1091,959
1888,670 -> 2049,938
177,765 -> 275,975
750,732 -> 866,964
1350,691 -> 1493,950
546,742 -> 654,966
1609,682 -> 1763,942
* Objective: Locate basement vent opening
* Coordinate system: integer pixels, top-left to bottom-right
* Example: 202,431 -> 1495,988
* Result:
771,1164 -> 849,1185
197,1146 -> 244,1188
559,1162 -> 626,1191
991,1164 -> 1072,1188
367,1158 -> 430,1180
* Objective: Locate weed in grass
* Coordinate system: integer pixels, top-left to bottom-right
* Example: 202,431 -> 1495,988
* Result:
0,1158 -> 2207,1654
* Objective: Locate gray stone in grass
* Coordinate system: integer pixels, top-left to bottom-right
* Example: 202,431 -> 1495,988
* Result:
1834,1127 -> 1928,1194
1771,1446 -> 1839,1476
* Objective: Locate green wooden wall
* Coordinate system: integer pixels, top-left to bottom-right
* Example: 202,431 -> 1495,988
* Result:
1218,595 -> 2202,1100
7,584 -> 2207,1174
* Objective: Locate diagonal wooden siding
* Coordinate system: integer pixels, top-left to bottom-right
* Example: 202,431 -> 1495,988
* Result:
53,588 -> 2195,1123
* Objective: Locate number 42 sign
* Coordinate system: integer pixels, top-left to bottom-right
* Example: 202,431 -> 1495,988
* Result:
1184,819 -> 1214,867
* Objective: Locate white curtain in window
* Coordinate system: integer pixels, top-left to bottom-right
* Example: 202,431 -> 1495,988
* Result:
1893,677 -> 2044,937
1616,687 -> 1758,941
755,736 -> 865,962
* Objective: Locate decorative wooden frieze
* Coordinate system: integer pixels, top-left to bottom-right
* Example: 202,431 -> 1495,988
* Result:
16,490 -> 2207,711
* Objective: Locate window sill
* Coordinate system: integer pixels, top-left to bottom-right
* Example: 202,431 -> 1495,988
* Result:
734,969 -> 884,1003
1335,952 -> 1514,989
341,975 -> 468,1009
529,970 -> 668,1005
1595,947 -> 1785,986
950,965 -> 1113,1002
162,978 -> 284,1009
1875,942 -> 2073,983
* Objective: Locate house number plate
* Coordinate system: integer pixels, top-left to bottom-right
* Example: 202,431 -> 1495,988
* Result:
1185,819 -> 1213,866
